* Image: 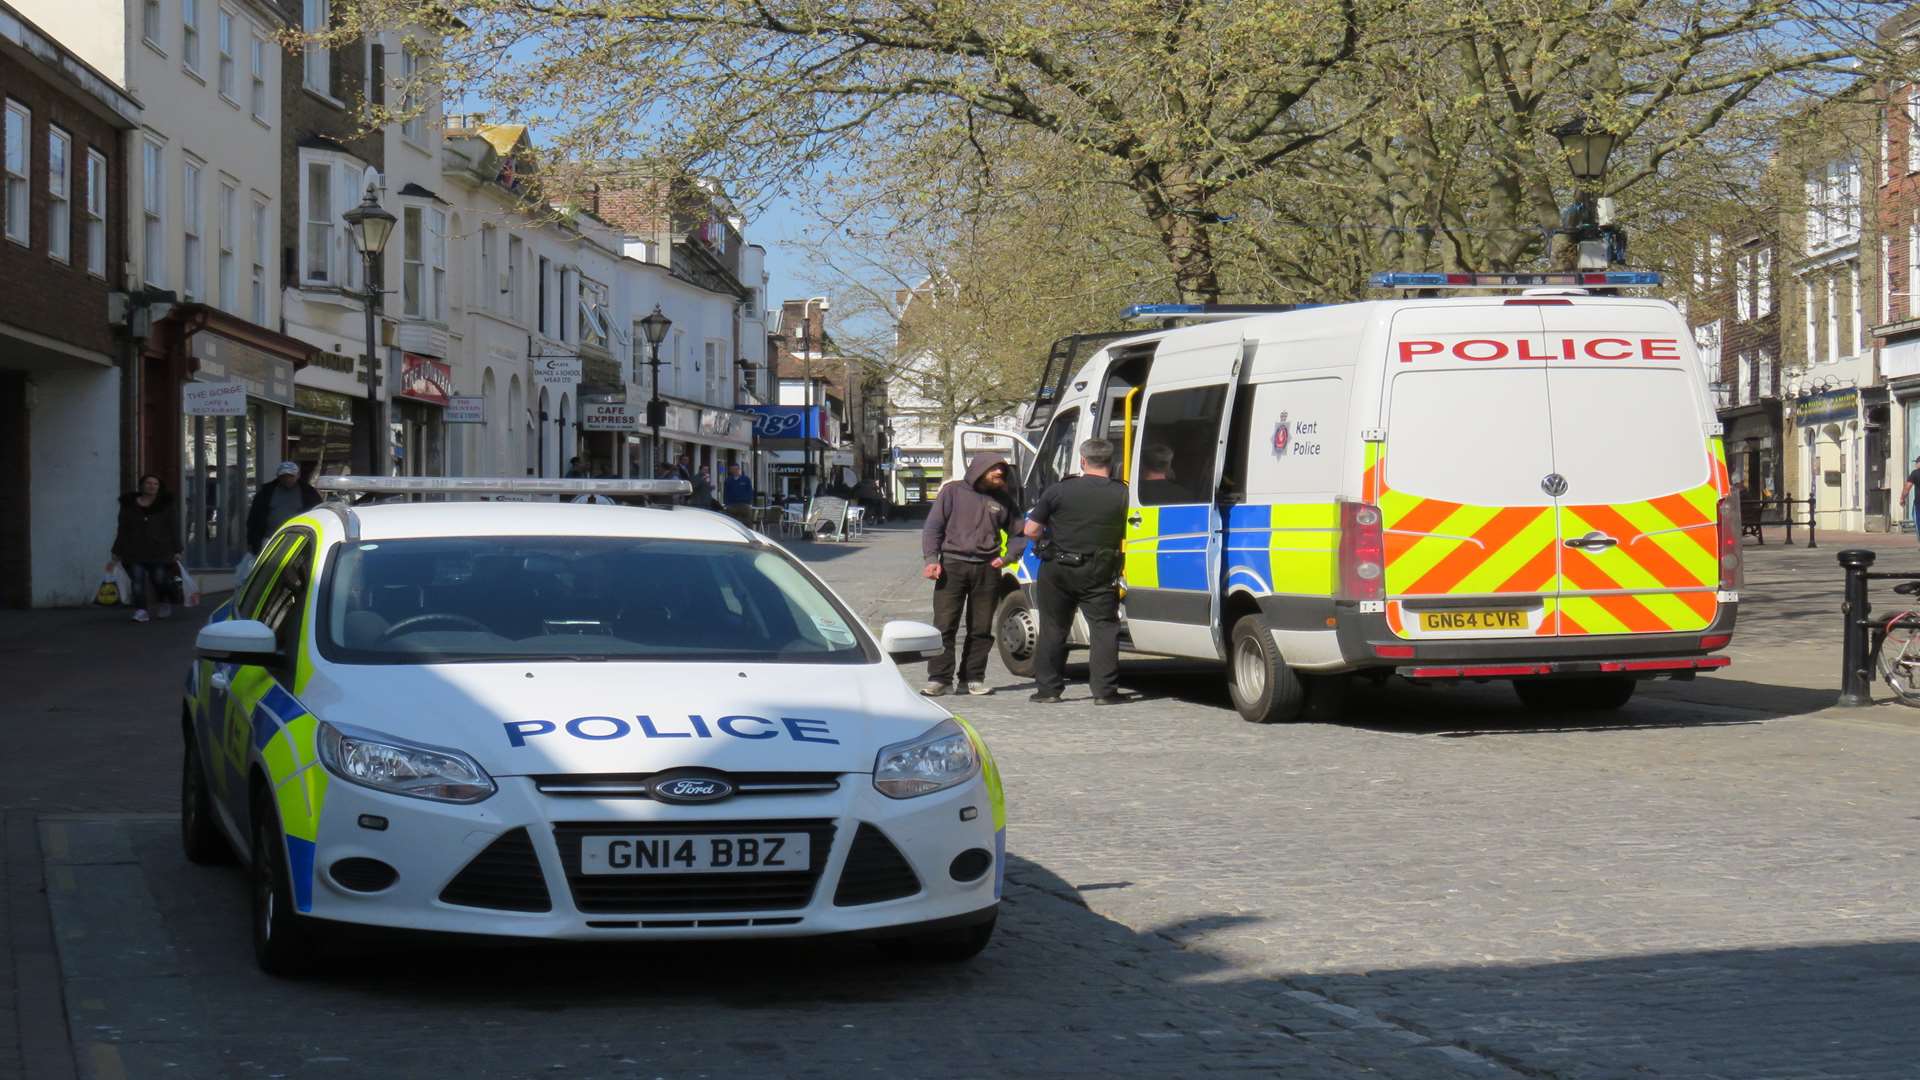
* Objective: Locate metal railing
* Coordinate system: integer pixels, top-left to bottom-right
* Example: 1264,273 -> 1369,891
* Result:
1739,488 -> 1816,549
1835,549 -> 1920,706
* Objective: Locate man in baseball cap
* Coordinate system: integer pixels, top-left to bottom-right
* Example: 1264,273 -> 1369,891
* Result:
247,461 -> 322,553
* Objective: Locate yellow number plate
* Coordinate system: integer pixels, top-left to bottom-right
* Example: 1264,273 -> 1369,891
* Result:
1418,609 -> 1528,632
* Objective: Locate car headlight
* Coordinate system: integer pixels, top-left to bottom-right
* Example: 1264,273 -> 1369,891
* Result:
317,721 -> 496,803
873,719 -> 979,799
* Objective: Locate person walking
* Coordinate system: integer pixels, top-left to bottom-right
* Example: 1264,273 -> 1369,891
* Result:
722,462 -> 756,525
1024,438 -> 1130,704
1902,454 -> 1920,541
919,454 -> 1016,696
246,461 -> 322,554
692,465 -> 718,510
108,474 -> 182,623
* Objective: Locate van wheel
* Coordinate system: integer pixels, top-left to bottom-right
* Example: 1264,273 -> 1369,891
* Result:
1513,676 -> 1636,712
994,590 -> 1037,679
250,791 -> 322,977
1228,615 -> 1304,723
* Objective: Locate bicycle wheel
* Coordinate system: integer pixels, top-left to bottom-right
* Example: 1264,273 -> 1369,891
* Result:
1877,613 -> 1920,705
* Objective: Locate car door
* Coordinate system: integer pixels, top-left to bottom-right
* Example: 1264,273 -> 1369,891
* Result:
1122,337 -> 1245,659
219,529 -> 315,834
198,531 -> 300,826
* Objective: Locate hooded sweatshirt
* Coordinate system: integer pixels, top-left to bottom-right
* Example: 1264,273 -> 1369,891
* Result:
922,453 -> 1015,563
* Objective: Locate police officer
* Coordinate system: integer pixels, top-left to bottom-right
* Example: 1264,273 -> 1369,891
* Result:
1024,438 -> 1129,704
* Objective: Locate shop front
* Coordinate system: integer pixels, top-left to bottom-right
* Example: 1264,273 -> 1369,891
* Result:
1792,386 -> 1867,534
743,405 -> 830,496
1719,402 -> 1784,499
392,353 -> 451,477
889,449 -> 946,508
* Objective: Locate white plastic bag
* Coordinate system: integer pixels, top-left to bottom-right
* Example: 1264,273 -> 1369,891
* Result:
176,563 -> 201,608
109,563 -> 132,606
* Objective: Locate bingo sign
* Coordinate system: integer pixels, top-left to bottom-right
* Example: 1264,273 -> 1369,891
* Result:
182,380 -> 247,416
581,402 -> 639,431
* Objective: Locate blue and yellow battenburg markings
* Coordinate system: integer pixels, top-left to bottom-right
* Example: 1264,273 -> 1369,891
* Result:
1223,503 -> 1340,597
1124,504 -> 1212,590
949,715 -> 1005,900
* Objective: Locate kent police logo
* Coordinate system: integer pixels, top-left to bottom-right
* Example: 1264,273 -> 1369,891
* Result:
1272,412 -> 1290,456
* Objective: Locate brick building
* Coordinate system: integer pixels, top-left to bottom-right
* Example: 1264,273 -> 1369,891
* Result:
1681,224 -> 1786,499
1874,8 -> 1920,526
0,1 -> 138,605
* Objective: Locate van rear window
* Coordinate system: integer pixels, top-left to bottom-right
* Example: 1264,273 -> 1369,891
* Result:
1386,369 -> 1556,506
1546,368 -> 1708,504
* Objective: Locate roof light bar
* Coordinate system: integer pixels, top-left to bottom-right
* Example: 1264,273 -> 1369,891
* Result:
313,476 -> 693,497
1370,271 -> 1661,289
1121,302 -> 1321,322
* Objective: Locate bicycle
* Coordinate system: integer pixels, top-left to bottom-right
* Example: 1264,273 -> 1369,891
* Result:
1874,581 -> 1920,705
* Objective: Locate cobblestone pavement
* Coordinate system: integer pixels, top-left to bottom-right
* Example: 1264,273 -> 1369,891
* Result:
5,521 -> 1918,1079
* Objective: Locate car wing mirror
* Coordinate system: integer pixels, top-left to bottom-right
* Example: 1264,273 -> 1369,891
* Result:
879,619 -> 944,662
196,619 -> 281,663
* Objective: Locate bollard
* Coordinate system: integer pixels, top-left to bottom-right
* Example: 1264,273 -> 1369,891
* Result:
1807,486 -> 1817,549
1837,548 -> 1877,706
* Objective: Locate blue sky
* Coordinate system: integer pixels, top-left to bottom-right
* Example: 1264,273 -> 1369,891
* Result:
751,191 -> 812,314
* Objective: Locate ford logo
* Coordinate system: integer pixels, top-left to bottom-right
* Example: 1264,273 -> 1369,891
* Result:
650,774 -> 735,803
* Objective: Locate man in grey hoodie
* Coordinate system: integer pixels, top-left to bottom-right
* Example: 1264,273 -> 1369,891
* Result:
919,453 -> 1017,696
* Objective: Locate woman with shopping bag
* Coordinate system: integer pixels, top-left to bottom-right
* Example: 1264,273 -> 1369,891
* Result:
107,474 -> 182,623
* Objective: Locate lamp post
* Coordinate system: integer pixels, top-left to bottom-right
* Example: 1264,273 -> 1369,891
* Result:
342,173 -> 396,476
638,305 -> 673,476
1552,112 -> 1621,271
800,296 -> 829,493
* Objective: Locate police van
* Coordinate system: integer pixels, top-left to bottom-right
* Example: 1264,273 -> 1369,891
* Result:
957,272 -> 1739,722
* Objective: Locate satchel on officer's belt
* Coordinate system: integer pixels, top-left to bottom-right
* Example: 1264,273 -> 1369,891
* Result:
1038,541 -> 1088,567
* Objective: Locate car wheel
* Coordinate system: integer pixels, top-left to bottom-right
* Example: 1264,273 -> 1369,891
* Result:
1228,615 -> 1304,723
1513,676 -> 1636,712
180,734 -> 231,865
880,911 -> 997,964
994,589 -> 1038,679
250,792 -> 321,976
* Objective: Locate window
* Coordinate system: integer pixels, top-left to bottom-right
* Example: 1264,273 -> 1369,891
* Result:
302,0 -> 329,94
1737,353 -> 1753,406
703,340 -> 719,401
1851,259 -> 1862,356
1760,351 -> 1776,399
399,45 -> 423,142
144,0 -> 162,45
537,256 -> 549,334
217,10 -> 235,98
1888,94 -> 1898,181
478,224 -> 494,312
84,150 -> 105,276
217,182 -> 236,310
506,235 -> 522,319
303,158 -> 331,282
1827,276 -> 1839,363
5,102 -> 28,246
1884,235 -> 1894,325
1909,88 -> 1920,173
1031,407 -> 1081,493
1756,249 -> 1772,317
142,141 -> 163,285
557,267 -> 572,342
430,208 -> 445,320
1735,252 -> 1752,321
402,205 -> 423,315
47,128 -> 69,261
182,0 -> 200,72
1136,385 -> 1229,506
581,278 -> 609,349
249,35 -> 267,119
1803,281 -> 1816,365
1805,171 -> 1824,250
182,160 -> 203,299
251,197 -> 268,321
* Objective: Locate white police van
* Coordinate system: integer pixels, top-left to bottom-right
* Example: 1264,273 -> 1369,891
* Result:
182,477 -> 1005,974
966,273 -> 1739,722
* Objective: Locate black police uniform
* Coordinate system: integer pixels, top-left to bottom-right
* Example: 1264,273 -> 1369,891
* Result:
1025,473 -> 1129,699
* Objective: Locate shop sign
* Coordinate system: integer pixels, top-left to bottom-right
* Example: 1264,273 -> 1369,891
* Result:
582,402 -> 639,431
533,355 -> 582,386
447,395 -> 484,423
183,379 -> 247,416
1795,387 -> 1859,427
399,354 -> 453,406
894,451 -> 943,466
192,333 -> 296,406
741,404 -> 826,439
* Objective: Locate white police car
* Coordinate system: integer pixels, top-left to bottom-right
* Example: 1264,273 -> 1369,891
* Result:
181,477 -> 1004,975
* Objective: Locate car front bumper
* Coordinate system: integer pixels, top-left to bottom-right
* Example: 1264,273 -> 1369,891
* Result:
297,773 -> 1002,941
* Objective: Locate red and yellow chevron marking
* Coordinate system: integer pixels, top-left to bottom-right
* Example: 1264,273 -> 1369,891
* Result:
1378,439 -> 1724,639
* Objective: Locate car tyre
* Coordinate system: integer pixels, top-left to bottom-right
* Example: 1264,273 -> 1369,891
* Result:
994,589 -> 1038,679
1228,614 -> 1304,723
1512,676 -> 1636,712
181,734 -> 231,865
250,791 -> 322,976
880,911 -> 997,964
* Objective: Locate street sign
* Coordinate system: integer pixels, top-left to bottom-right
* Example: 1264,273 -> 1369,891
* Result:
534,356 -> 583,386
581,402 -> 638,431
182,380 -> 247,416
447,395 -> 484,423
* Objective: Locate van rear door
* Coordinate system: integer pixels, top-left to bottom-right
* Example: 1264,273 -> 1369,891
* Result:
1379,306 -> 1559,639
1537,305 -> 1723,636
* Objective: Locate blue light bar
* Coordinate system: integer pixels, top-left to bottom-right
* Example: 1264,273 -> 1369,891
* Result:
1122,304 -> 1206,319
1121,302 -> 1321,321
1370,271 -> 1662,289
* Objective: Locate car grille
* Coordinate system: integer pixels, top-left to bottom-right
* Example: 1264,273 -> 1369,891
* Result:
833,823 -> 922,906
551,819 -> 836,914
439,828 -> 553,912
531,772 -> 841,799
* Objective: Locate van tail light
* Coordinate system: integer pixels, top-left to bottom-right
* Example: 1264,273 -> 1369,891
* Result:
1338,501 -> 1386,603
1715,495 -> 1742,590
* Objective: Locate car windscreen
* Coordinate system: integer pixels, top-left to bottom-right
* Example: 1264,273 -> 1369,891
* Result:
317,536 -> 871,664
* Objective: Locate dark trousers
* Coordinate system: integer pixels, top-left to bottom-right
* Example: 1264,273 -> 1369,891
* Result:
928,557 -> 999,684
1033,554 -> 1121,697
125,561 -> 172,609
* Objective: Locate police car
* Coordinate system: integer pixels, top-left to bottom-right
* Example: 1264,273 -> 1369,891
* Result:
181,477 -> 1004,975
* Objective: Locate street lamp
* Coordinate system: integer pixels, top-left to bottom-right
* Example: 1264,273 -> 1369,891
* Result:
342,172 -> 396,475
1551,112 -> 1621,271
638,305 -> 673,475
799,296 -> 829,492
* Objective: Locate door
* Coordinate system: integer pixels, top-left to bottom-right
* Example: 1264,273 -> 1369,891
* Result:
1379,307 -> 1558,641
216,530 -> 316,837
950,426 -> 1036,488
1537,306 -> 1721,636
197,529 -> 301,829
1122,339 -> 1244,658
